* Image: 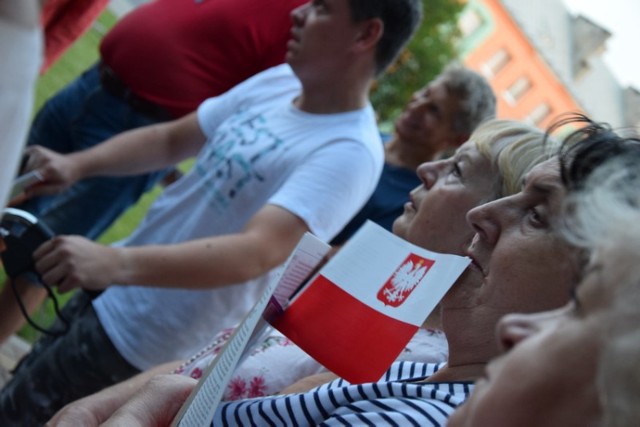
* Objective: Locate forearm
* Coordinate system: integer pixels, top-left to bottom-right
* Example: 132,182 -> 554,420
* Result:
112,206 -> 309,289
69,114 -> 203,181
113,233 -> 281,289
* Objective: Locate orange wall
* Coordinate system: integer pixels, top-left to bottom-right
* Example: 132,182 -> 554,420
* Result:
463,0 -> 583,128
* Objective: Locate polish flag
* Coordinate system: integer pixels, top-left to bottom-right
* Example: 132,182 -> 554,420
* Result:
271,221 -> 470,384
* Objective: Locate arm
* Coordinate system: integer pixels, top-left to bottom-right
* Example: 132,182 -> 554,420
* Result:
24,113 -> 206,197
35,204 -> 310,292
47,360 -> 184,426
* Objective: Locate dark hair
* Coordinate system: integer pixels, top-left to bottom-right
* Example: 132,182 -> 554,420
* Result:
549,114 -> 640,191
348,0 -> 423,75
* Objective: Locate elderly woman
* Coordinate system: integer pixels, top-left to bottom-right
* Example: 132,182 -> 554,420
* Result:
49,118 -> 563,425
448,122 -> 640,426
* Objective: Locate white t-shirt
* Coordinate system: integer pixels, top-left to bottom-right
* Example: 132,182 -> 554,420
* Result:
94,64 -> 384,369
0,16 -> 41,206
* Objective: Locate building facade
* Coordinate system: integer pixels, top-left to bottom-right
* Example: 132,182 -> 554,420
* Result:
459,0 -> 639,132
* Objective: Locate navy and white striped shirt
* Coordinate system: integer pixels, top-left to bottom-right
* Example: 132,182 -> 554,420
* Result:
213,362 -> 473,426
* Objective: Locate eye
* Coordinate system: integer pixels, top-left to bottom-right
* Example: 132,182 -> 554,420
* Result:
569,288 -> 583,317
450,161 -> 462,178
527,207 -> 546,227
312,0 -> 327,12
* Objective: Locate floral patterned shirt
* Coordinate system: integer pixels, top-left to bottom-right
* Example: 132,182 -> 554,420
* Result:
174,326 -> 448,400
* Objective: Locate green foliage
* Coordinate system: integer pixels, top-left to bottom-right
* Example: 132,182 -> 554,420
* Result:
371,0 -> 465,130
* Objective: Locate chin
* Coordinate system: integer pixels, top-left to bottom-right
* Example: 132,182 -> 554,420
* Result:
391,219 -> 405,238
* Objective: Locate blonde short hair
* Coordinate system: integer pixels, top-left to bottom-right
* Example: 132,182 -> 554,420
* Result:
471,119 -> 559,198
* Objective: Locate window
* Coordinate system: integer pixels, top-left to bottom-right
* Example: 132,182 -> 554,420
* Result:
459,10 -> 483,37
503,76 -> 532,105
527,103 -> 552,126
481,48 -> 511,77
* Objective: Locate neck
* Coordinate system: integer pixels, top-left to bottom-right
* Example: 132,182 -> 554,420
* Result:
295,68 -> 373,114
434,305 -> 504,381
384,137 -> 439,170
427,362 -> 486,382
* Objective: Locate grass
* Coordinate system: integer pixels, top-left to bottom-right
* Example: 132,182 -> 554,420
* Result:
5,9 -> 165,342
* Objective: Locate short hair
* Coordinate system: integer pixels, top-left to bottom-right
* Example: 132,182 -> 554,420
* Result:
471,119 -> 558,198
597,228 -> 640,427
552,117 -> 640,425
348,0 -> 423,76
558,153 -> 640,427
438,63 -> 497,135
557,114 -> 640,194
554,114 -> 640,246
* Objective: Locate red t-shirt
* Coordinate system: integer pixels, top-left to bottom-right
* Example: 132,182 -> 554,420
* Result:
100,0 -> 306,118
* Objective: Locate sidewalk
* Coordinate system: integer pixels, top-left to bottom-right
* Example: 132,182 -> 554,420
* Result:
0,335 -> 31,388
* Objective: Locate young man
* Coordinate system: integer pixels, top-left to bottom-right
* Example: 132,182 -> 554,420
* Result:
0,0 -> 308,345
0,0 -> 423,424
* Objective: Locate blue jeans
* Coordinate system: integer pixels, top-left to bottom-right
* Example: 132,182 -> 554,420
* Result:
0,291 -> 141,426
18,63 -> 169,239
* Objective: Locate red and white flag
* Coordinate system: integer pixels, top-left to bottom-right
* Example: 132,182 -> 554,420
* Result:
271,221 -> 470,384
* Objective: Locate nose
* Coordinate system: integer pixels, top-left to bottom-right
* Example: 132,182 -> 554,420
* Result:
416,161 -> 443,189
466,198 -> 504,246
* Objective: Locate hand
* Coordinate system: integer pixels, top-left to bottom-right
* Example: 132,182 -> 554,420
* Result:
47,394 -> 114,427
47,361 -> 186,427
101,374 -> 197,427
21,145 -> 81,198
34,236 -> 121,292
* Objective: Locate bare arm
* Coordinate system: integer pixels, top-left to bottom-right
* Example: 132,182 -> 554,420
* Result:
35,204 -> 310,292
47,360 -> 184,426
24,113 -> 206,197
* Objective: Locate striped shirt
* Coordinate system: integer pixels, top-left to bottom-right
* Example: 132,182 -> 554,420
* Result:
212,362 -> 473,426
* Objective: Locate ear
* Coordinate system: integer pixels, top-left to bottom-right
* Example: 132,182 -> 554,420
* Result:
353,18 -> 384,53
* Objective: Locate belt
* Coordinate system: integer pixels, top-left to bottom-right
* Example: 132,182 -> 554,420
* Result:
98,63 -> 173,121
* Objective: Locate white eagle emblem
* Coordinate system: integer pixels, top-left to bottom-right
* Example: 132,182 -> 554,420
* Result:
377,255 -> 434,307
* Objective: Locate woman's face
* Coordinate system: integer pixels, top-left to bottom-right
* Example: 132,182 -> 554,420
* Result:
448,242 -> 633,427
443,159 -> 580,314
392,140 -> 494,255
